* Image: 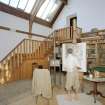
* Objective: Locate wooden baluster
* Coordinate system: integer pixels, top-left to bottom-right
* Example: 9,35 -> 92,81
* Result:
13,50 -> 16,70
34,41 -> 36,59
23,40 -> 26,61
24,40 -> 26,60
65,28 -> 67,40
29,39 -> 31,59
61,28 -> 63,41
30,39 -> 33,59
43,41 -> 45,56
41,41 -> 43,57
26,39 -> 28,59
0,62 -> 5,84
58,29 -> 60,41
39,41 -> 41,58
28,39 -> 30,59
7,56 -> 12,82
32,40 -> 34,59
5,60 -> 9,82
67,27 -> 69,40
21,43 -> 24,64
33,41 -> 35,58
38,41 -> 40,59
37,41 -> 39,59
9,54 -> 13,81
26,39 -> 28,60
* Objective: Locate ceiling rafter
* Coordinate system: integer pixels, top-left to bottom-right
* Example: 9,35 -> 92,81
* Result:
24,0 -> 29,11
0,2 -> 51,27
0,0 -> 67,28
51,2 -> 64,25
29,0 -> 45,37
60,0 -> 67,4
8,0 -> 11,5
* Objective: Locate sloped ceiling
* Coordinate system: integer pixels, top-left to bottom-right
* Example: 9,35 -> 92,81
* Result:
0,0 -> 67,27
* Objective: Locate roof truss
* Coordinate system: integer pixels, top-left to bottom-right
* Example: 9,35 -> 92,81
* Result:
0,0 -> 67,27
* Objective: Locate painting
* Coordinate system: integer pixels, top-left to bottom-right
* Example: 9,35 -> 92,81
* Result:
62,42 -> 87,72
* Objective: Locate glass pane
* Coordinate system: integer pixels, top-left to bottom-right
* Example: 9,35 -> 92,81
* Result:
9,0 -> 19,8
36,0 -> 62,22
0,0 -> 9,4
46,1 -> 61,21
42,0 -> 56,20
18,0 -> 28,10
25,0 -> 37,13
36,0 -> 50,18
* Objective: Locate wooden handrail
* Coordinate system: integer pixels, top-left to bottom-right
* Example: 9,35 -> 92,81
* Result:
81,29 -> 105,36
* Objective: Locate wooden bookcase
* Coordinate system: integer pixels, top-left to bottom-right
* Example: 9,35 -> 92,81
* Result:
85,39 -> 105,67
87,43 -> 97,67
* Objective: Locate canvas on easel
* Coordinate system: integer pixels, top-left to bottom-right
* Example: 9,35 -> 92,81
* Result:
62,42 -> 87,72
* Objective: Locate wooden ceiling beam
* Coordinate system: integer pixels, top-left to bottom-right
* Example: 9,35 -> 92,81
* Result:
60,0 -> 67,4
51,3 -> 65,26
29,0 -> 45,37
0,1 -> 67,27
0,25 -> 48,38
0,2 -> 51,27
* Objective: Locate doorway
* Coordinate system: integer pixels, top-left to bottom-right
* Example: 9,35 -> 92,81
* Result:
70,16 -> 77,38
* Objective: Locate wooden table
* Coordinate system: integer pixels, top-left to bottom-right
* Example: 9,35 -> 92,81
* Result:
84,76 -> 105,103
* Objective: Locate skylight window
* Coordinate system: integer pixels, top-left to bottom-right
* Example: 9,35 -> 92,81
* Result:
0,0 -> 9,4
18,0 -> 28,10
25,0 -> 37,13
36,0 -> 50,18
0,0 -> 64,25
9,0 -> 19,8
36,0 -> 62,22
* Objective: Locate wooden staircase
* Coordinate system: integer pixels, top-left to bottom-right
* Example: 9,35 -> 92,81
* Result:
0,27 -> 81,84
0,37 -> 54,84
0,27 -> 105,84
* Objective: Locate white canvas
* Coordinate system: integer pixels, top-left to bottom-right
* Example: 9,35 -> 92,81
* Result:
62,42 -> 87,72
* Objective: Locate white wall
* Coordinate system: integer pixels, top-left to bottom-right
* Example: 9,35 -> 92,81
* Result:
0,11 -> 52,61
53,0 -> 105,32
